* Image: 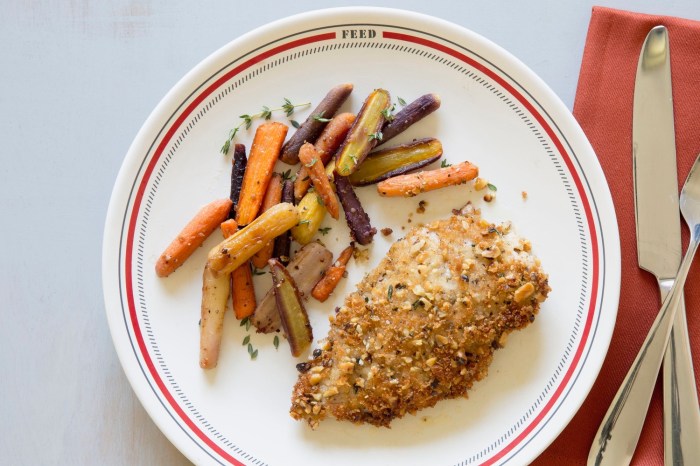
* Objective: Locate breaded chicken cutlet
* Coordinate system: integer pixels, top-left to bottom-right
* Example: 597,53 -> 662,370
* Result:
290,206 -> 550,428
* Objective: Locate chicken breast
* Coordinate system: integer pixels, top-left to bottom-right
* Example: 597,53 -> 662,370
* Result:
290,207 -> 550,428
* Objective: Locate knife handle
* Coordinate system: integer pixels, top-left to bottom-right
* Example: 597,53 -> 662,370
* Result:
659,282 -> 700,466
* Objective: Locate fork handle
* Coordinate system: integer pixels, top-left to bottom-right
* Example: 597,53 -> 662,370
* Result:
660,285 -> 700,466
588,234 -> 700,466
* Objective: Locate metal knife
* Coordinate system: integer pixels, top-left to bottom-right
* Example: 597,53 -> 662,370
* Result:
634,26 -> 700,466
588,25 -> 700,465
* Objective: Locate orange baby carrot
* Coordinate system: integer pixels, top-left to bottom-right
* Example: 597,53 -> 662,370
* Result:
376,161 -> 478,197
251,173 -> 283,269
298,143 -> 340,220
155,198 -> 233,277
311,244 -> 354,302
294,113 -> 355,201
236,121 -> 288,226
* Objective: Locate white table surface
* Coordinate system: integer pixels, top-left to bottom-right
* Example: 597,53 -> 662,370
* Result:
1,1 -> 698,464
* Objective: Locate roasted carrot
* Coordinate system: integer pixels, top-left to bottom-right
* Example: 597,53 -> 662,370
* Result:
221,219 -> 257,319
311,244 -> 355,302
208,202 -> 299,275
294,113 -> 355,201
335,89 -> 391,176
155,198 -> 233,277
335,244 -> 354,265
250,173 -> 283,268
220,219 -> 238,237
273,180 -> 294,265
298,143 -> 339,219
280,83 -> 353,164
229,144 -> 247,219
335,175 -> 376,245
235,122 -> 288,226
231,264 -> 256,319
311,267 -> 345,303
199,263 -> 231,369
377,161 -> 479,197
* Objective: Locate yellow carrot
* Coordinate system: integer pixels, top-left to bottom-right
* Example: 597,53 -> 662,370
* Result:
208,202 -> 299,274
290,192 -> 327,245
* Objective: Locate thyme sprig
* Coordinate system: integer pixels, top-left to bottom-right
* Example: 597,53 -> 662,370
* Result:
221,98 -> 310,154
312,111 -> 331,123
368,131 -> 383,142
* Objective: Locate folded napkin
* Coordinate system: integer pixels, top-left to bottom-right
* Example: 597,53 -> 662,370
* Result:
534,7 -> 700,465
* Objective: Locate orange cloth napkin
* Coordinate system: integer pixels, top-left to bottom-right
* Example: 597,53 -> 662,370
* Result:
534,7 -> 700,465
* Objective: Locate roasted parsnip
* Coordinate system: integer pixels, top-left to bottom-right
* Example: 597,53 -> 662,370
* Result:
199,264 -> 231,369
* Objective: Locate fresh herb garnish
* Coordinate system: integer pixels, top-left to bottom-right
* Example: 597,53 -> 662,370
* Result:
298,219 -> 311,226
381,105 -> 395,122
487,183 -> 498,192
304,158 -> 318,168
316,194 -> 325,206
281,98 -> 298,117
252,267 -> 266,276
280,169 -> 293,181
273,335 -> 279,349
312,111 -> 331,123
387,284 -> 394,301
251,349 -> 258,359
240,316 -> 249,327
242,335 -> 250,345
397,96 -> 407,106
318,227 -> 332,235
441,160 -> 452,168
368,131 -> 383,142
220,98 -> 311,154
290,119 -> 300,129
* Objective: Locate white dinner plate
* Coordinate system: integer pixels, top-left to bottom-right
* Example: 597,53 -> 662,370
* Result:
103,7 -> 620,466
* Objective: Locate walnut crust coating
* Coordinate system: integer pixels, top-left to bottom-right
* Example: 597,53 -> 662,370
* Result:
290,211 -> 550,428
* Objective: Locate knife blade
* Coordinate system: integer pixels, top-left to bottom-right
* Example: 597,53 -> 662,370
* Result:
633,26 -> 700,466
588,25 -> 700,466
634,26 -> 680,279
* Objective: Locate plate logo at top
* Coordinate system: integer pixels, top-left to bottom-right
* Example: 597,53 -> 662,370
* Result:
340,29 -> 377,39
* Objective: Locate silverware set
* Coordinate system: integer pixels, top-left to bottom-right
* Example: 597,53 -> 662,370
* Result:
588,26 -> 700,466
